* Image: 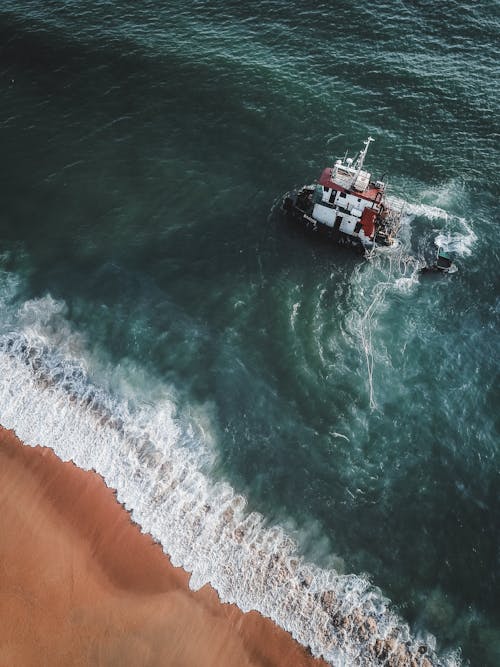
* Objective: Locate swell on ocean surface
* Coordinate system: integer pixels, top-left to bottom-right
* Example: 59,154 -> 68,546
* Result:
0,294 -> 460,667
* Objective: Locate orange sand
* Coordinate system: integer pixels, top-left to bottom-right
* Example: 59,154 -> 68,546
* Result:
0,426 -> 329,667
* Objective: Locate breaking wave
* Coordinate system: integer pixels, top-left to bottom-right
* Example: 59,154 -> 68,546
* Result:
0,296 -> 460,667
433,230 -> 476,258
387,196 -> 477,259
388,199 -> 451,222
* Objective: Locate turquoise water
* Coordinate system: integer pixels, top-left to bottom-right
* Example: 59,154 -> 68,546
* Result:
0,2 -> 498,664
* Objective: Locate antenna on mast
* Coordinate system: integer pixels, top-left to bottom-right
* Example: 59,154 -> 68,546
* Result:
356,136 -> 374,172
351,136 -> 374,188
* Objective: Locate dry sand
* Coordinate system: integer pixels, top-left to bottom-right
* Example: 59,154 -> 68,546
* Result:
0,426 -> 329,667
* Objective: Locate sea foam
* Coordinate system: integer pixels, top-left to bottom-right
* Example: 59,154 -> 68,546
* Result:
0,315 -> 459,667
387,195 -> 477,260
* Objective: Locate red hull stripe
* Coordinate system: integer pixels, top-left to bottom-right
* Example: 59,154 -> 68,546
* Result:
360,207 -> 377,238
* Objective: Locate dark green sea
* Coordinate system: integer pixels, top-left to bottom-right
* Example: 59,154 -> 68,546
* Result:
0,2 -> 498,665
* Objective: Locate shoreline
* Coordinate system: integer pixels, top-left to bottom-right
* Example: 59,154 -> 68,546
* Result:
0,425 -> 328,667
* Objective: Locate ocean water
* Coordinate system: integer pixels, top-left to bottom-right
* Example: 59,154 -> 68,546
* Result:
0,1 -> 498,665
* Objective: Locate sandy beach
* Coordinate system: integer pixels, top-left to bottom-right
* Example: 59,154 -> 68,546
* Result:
0,426 -> 328,667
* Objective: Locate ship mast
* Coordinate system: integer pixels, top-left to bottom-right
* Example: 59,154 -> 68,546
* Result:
355,136 -> 374,171
351,137 -> 375,187
331,136 -> 375,187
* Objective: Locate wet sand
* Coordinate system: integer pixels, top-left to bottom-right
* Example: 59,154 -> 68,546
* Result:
0,426 -> 328,667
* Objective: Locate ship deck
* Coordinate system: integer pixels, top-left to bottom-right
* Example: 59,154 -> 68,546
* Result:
318,168 -> 382,204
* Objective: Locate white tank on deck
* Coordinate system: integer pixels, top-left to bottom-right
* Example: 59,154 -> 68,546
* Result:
353,170 -> 370,191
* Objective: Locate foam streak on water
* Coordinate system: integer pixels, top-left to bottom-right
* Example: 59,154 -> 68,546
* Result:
0,331 -> 458,667
351,243 -> 422,410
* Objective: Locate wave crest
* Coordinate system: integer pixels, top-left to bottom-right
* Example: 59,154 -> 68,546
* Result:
0,331 -> 457,666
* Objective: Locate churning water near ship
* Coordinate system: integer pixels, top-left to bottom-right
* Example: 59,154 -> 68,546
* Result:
0,1 -> 498,665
